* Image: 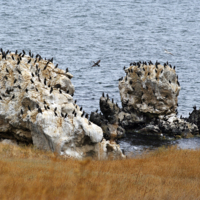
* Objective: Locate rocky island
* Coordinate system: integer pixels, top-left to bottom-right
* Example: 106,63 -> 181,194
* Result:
90,61 -> 199,140
0,49 -> 125,159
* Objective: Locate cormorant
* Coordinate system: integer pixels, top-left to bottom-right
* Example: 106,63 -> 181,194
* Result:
118,77 -> 123,81
81,112 -> 85,117
14,79 -> 17,84
36,88 -> 38,92
50,87 -> 53,94
44,78 -> 46,85
80,106 -> 82,111
17,59 -> 20,65
59,89 -> 62,94
15,50 -> 18,55
17,85 -> 21,89
92,60 -> 101,67
28,59 -> 31,64
66,68 -> 68,73
102,92 -> 104,97
21,109 -> 23,115
28,105 -> 31,111
65,113 -> 68,118
31,79 -> 34,84
11,94 -> 15,100
25,88 -> 28,93
12,55 -> 14,60
55,64 -> 58,68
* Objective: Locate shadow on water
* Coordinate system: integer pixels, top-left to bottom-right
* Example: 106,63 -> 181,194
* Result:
119,133 -> 200,157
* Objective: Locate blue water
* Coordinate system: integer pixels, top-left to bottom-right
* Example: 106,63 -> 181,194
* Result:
1,0 -> 200,153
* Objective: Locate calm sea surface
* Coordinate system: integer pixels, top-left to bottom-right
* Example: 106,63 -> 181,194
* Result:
1,0 -> 200,153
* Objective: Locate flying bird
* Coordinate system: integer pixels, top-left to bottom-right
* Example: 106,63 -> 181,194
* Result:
164,49 -> 174,56
92,60 -> 101,67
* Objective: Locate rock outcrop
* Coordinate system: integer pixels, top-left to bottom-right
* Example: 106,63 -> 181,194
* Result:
91,61 -> 198,139
0,50 -> 125,159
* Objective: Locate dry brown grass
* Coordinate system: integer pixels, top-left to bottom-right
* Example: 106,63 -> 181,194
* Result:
0,143 -> 200,200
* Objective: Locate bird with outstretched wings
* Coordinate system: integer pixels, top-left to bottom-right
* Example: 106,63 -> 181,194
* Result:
92,60 -> 101,67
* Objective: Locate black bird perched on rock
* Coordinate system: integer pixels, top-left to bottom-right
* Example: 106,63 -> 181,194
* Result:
81,111 -> 85,117
65,113 -> 68,118
4,76 -> 8,80
11,94 -> 15,100
31,73 -> 34,77
74,100 -> 77,104
36,88 -> 38,92
85,113 -> 89,119
22,50 -> 25,55
31,79 -> 34,84
29,50 -> 31,57
14,79 -> 17,84
17,85 -> 21,89
6,68 -> 9,73
106,94 -> 109,99
44,78 -> 46,85
0,96 -> 2,100
44,106 -> 47,110
28,105 -> 31,111
118,77 -> 123,81
50,57 -> 53,63
25,88 -> 28,93
16,69 -> 21,75
66,68 -> 68,73
50,87 -> 53,94
173,66 -> 176,70
17,59 -> 20,65
55,64 -> 58,68
21,109 -> 23,115
80,106 -> 82,111
28,59 -> 31,64
11,55 -> 14,60
38,107 -> 42,114
96,109 -> 98,113
61,113 -> 64,118
92,60 -> 101,67
102,92 -> 104,97
59,89 -> 62,94
47,105 -> 50,110
15,50 -> 18,55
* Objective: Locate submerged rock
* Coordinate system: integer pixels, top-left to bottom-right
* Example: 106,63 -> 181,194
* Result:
0,50 -> 125,159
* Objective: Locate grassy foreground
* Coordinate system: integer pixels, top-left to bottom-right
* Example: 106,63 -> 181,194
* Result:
0,143 -> 200,200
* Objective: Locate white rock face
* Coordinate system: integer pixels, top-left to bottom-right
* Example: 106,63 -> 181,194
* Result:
119,62 -> 180,115
0,51 -> 125,159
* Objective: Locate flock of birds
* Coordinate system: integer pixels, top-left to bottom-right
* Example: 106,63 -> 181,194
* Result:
118,60 -> 180,87
0,49 -> 93,125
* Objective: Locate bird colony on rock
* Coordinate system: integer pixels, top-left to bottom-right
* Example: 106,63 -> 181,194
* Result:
0,49 -> 125,159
